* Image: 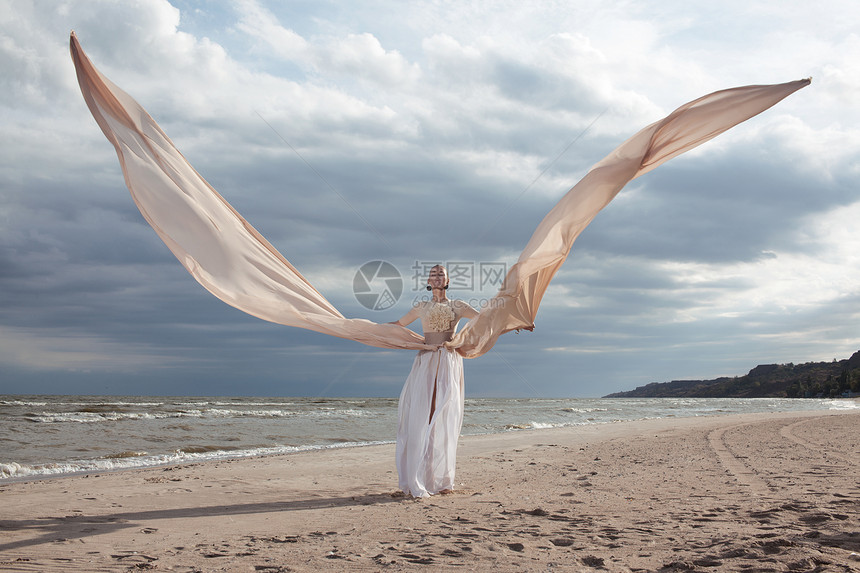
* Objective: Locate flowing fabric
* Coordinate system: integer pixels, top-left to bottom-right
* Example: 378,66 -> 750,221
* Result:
396,347 -> 465,497
69,33 -> 430,352
449,80 -> 811,357
70,32 -> 809,358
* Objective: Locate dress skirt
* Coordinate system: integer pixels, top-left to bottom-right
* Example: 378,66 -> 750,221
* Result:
395,347 -> 465,497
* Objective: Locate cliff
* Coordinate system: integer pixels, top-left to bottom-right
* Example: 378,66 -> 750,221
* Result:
604,350 -> 860,398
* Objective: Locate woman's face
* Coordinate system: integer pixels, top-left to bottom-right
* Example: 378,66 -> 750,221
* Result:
427,265 -> 449,289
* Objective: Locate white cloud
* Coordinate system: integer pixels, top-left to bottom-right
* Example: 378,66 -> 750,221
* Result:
1,0 -> 859,395
317,33 -> 420,86
616,197 -> 860,325
235,0 -> 419,88
234,0 -> 308,60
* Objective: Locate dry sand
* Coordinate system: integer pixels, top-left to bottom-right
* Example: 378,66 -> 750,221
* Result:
0,409 -> 857,572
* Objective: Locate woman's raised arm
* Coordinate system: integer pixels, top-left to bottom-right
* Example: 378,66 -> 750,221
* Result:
390,304 -> 421,327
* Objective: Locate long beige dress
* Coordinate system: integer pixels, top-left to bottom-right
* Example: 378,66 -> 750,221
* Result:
396,300 -> 474,497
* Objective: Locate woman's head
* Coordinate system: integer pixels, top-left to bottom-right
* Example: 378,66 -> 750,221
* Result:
427,264 -> 449,291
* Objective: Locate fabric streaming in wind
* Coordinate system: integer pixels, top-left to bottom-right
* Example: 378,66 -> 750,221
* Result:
69,32 -> 809,359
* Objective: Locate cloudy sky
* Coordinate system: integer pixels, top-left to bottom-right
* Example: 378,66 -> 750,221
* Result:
1,0 -> 858,398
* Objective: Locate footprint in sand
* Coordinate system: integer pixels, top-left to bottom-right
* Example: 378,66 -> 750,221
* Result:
399,553 -> 434,564
757,538 -> 795,555
580,555 -> 604,567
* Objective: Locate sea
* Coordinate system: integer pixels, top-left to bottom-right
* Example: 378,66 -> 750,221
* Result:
1,395 -> 856,482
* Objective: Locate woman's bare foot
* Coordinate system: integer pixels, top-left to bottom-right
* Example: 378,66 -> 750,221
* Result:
438,489 -> 454,495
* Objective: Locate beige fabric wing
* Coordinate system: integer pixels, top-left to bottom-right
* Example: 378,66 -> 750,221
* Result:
70,32 -> 430,351
449,79 -> 810,357
70,32 -> 809,359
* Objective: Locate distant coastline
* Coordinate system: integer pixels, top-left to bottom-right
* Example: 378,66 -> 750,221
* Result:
605,350 -> 860,399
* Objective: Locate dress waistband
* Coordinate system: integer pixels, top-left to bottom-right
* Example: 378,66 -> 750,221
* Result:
423,331 -> 453,346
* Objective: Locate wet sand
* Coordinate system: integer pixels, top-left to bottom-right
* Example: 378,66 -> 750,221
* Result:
0,409 -> 857,572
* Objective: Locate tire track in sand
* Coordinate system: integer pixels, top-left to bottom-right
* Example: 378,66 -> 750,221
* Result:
707,423 -> 771,495
778,416 -> 858,467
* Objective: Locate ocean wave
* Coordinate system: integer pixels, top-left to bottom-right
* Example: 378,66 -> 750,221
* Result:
177,445 -> 239,454
4,401 -> 165,408
101,450 -> 149,460
530,421 -> 562,429
0,462 -> 25,479
204,408 -> 368,418
78,401 -> 165,407
173,401 -> 304,408
204,408 -> 295,418
209,401 -> 298,407
503,421 -> 563,430
23,406 -> 372,424
561,407 -> 608,413
0,440 -> 393,481
24,411 -> 203,423
309,408 -> 369,418
827,399 -> 859,410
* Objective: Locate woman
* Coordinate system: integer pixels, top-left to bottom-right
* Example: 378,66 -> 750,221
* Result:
391,265 -> 479,497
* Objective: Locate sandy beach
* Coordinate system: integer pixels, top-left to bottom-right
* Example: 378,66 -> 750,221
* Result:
0,408 -> 857,572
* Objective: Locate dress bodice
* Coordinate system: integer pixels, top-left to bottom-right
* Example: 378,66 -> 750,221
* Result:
419,300 -> 468,345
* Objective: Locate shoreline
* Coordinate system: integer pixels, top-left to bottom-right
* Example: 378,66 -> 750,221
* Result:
2,396 -> 854,484
1,409 -> 858,571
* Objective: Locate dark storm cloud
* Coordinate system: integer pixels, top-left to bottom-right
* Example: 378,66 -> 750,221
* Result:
0,1 -> 857,398
575,147 -> 852,264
